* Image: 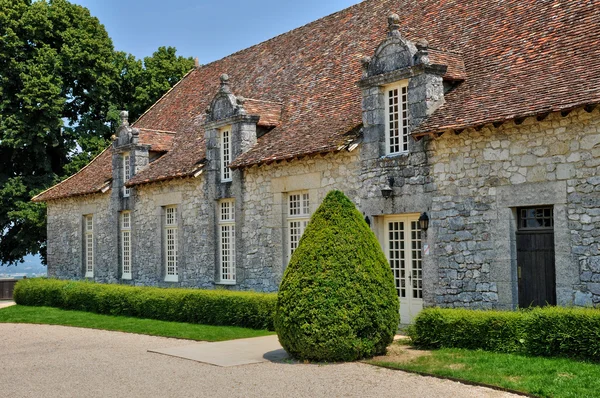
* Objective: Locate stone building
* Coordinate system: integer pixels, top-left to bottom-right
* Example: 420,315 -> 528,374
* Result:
34,0 -> 600,323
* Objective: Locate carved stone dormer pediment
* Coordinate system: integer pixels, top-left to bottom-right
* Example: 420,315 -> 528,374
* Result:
114,111 -> 140,148
205,74 -> 250,124
366,14 -> 418,77
358,14 -> 447,88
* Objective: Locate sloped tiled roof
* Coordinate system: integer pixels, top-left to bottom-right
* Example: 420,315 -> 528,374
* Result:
36,0 -> 600,199
244,99 -> 283,127
33,148 -> 113,202
138,128 -> 176,152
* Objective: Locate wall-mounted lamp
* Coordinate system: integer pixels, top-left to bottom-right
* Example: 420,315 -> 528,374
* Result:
419,212 -> 430,232
381,177 -> 394,199
364,215 -> 371,227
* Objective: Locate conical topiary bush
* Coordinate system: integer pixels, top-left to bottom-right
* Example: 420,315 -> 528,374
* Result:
275,190 -> 399,361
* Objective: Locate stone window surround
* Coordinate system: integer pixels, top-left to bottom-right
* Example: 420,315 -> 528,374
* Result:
217,198 -> 236,285
123,153 -> 131,197
163,205 -> 179,283
287,190 -> 311,260
271,172 -> 321,269
220,126 -> 232,182
384,81 -> 409,156
83,214 -> 94,279
120,211 -> 132,280
492,181 -> 574,309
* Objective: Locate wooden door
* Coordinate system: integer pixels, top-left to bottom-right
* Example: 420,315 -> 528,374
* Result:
517,207 -> 556,307
384,215 -> 423,324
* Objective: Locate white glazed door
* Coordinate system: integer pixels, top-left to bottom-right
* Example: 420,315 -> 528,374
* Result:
384,215 -> 423,324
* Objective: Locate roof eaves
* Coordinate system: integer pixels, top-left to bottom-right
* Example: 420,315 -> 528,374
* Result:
413,100 -> 600,137
31,146 -> 112,202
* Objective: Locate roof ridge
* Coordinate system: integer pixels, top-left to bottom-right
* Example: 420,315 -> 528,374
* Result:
133,67 -> 196,127
32,145 -> 112,202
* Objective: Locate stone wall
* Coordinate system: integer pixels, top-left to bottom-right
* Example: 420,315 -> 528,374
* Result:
240,150 -> 361,291
428,107 -> 600,308
45,107 -> 600,310
129,178 -> 214,288
47,193 -> 117,281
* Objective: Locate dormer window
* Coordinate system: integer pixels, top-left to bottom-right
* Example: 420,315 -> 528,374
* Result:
385,82 -> 409,155
220,128 -> 232,182
123,153 -> 131,197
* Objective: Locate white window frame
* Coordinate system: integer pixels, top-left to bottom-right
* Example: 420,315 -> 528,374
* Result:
164,206 -> 178,282
287,191 -> 310,261
121,211 -> 132,280
83,214 -> 94,278
218,199 -> 236,284
384,82 -> 409,156
220,128 -> 232,182
383,214 -> 423,324
123,153 -> 131,197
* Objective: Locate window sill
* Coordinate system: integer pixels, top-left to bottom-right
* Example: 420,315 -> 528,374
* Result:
122,275 -> 132,280
164,276 -> 179,283
215,280 -> 236,286
84,272 -> 94,278
382,152 -> 409,159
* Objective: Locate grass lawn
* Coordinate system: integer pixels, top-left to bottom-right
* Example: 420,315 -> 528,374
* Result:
368,343 -> 600,398
0,305 -> 274,342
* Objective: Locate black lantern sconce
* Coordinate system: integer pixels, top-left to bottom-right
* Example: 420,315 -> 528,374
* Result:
381,177 -> 394,199
418,212 -> 430,232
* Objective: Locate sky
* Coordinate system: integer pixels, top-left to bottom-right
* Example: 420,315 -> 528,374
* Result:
71,0 -> 362,63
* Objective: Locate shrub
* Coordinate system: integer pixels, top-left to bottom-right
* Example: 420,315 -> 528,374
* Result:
525,306 -> 600,360
275,190 -> 399,362
409,306 -> 600,361
14,278 -> 276,330
409,308 -> 524,353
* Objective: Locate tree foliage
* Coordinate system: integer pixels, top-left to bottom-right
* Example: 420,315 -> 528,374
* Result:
0,0 -> 194,264
275,190 -> 399,362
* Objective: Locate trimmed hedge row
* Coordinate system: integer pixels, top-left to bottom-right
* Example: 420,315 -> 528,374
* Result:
13,278 -> 277,330
409,307 -> 600,361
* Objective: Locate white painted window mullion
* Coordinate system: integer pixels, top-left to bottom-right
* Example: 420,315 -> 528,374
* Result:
164,206 -> 178,282
220,129 -> 232,182
121,211 -> 132,280
219,199 -> 236,283
385,83 -> 408,155
288,191 -> 310,260
84,215 -> 94,278
123,153 -> 131,197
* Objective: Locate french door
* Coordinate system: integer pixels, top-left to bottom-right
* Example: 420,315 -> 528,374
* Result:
384,215 -> 423,324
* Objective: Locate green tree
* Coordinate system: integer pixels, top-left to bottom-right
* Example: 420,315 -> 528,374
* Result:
0,0 -> 194,265
275,190 -> 399,362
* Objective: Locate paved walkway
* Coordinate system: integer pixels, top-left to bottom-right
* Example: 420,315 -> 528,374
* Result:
150,335 -> 288,366
0,300 -> 15,309
0,324 -> 522,398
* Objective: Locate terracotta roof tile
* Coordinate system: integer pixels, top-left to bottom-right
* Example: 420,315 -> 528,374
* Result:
428,49 -> 465,81
32,148 -> 112,202
244,99 -> 283,127
138,128 -> 176,152
37,0 -> 600,198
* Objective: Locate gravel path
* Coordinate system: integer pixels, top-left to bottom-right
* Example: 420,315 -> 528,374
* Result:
0,324 -> 522,398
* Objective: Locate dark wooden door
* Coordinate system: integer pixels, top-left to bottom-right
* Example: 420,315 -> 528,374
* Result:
517,207 -> 556,307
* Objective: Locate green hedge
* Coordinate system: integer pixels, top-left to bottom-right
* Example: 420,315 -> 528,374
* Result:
409,307 -> 600,361
14,278 -> 277,330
